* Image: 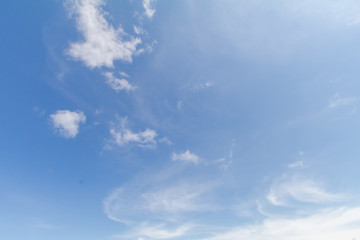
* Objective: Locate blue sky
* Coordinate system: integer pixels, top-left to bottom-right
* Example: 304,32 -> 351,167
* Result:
2,0 -> 360,239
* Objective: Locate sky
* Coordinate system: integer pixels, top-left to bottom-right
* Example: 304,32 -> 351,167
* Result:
1,0 -> 360,239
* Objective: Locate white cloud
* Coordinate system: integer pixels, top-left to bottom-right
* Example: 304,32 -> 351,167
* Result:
50,110 -> 86,138
66,0 -> 141,68
143,0 -> 156,19
104,72 -> 136,92
171,150 -> 200,164
203,206 -> 360,240
266,176 -> 345,206
328,93 -> 359,108
110,117 -> 157,147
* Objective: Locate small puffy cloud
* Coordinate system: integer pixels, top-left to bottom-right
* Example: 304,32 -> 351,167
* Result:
104,72 -> 136,92
171,150 -> 200,164
110,117 -> 157,147
143,0 -> 156,19
50,110 -> 86,138
66,0 -> 141,68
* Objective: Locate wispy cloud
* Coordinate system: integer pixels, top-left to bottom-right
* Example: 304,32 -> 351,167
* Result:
288,160 -> 304,169
203,206 -> 360,240
103,180 -> 215,227
50,110 -> 86,138
171,150 -> 200,164
119,71 -> 129,78
214,150 -> 233,170
134,224 -> 193,239
266,176 -> 346,206
328,93 -> 359,109
110,117 -> 157,147
141,183 -> 209,213
193,82 -> 214,91
159,137 -> 172,145
133,25 -> 146,35
104,72 -> 136,92
65,0 -> 141,68
112,223 -> 193,240
143,0 -> 156,19
177,100 -> 183,110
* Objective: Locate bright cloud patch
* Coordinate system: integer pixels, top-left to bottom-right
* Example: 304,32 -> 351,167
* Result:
104,72 -> 135,92
50,110 -> 86,138
171,150 -> 200,164
143,0 -> 156,19
110,117 -> 157,147
66,0 -> 141,68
